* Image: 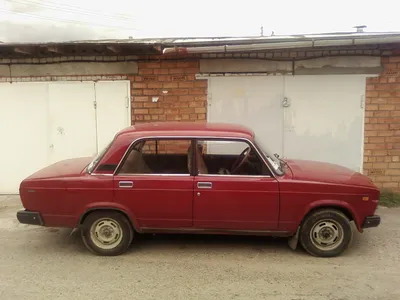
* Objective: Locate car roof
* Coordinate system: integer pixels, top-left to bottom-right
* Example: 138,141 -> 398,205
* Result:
115,122 -> 255,140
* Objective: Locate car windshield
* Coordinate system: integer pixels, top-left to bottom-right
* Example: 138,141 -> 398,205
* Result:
86,141 -> 113,174
253,136 -> 284,175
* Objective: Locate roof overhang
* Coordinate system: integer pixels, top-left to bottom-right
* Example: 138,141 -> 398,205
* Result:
1,31 -> 400,59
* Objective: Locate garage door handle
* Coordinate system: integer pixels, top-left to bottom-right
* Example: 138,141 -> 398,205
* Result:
119,181 -> 133,188
197,182 -> 212,189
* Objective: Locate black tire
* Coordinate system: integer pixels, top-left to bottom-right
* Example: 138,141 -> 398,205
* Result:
81,211 -> 134,256
299,208 -> 353,257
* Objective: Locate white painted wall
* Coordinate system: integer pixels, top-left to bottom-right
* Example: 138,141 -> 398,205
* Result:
208,75 -> 366,171
0,81 -> 131,194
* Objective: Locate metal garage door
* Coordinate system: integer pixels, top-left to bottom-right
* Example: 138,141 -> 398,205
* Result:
0,81 -> 130,194
208,75 -> 366,172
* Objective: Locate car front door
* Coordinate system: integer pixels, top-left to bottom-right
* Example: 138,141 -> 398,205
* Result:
193,138 -> 279,231
113,138 -> 194,229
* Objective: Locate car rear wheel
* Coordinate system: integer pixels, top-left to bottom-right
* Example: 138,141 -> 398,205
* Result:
81,211 -> 133,256
299,208 -> 353,257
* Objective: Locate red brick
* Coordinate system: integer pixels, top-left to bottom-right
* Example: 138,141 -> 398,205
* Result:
184,68 -> 200,74
147,82 -> 163,88
373,110 -> 390,117
132,89 -> 143,95
158,75 -> 172,82
382,182 -> 399,188
189,88 -> 207,95
172,102 -> 189,108
133,96 -> 149,102
189,113 -> 197,120
169,68 -> 185,74
194,80 -> 208,87
389,56 -> 400,63
134,108 -> 149,115
369,137 -> 385,143
132,83 -> 147,89
163,82 -> 179,88
149,108 -> 164,114
366,91 -> 379,97
179,82 -> 194,88
143,89 -> 159,95
177,61 -> 199,68
181,114 -> 190,120
189,101 -> 205,108
195,107 -> 207,114
198,113 -> 206,120
164,95 -> 179,102
138,62 -> 161,69
386,169 -> 400,176
366,104 -> 379,111
161,61 -> 177,68
132,102 -> 143,108
389,162 -> 400,168
139,69 -> 154,75
154,68 -> 169,75
179,95 -> 195,102
143,102 -> 158,108
171,89 -> 189,95
179,107 -> 195,114
371,98 -> 387,104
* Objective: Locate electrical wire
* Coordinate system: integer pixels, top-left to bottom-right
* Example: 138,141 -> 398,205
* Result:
0,8 -> 136,31
6,0 -> 136,22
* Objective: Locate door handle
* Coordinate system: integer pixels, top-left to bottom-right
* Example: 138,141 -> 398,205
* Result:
119,181 -> 133,188
197,182 -> 212,189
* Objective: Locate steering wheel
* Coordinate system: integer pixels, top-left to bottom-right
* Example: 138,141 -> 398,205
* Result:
231,147 -> 251,174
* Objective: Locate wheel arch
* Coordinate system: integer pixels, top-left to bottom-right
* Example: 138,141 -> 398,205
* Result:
78,206 -> 140,233
300,201 -> 362,232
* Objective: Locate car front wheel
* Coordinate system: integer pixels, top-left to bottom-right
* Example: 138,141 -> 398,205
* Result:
81,211 -> 134,256
299,208 -> 353,257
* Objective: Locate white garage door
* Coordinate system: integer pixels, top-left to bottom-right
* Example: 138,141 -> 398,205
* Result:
0,81 -> 130,194
208,75 -> 366,172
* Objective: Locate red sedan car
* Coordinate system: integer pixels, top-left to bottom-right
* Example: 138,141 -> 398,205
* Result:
17,122 -> 380,257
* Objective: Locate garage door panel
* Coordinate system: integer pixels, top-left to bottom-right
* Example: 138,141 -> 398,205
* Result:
283,75 -> 365,171
0,83 -> 49,193
95,81 -> 130,151
48,82 -> 97,164
209,77 -> 284,155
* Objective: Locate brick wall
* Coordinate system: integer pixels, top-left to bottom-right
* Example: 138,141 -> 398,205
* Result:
129,60 -> 207,123
364,56 -> 400,191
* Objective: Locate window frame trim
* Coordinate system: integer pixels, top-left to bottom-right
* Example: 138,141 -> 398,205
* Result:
114,136 -> 196,177
193,137 -> 273,178
112,135 -> 277,178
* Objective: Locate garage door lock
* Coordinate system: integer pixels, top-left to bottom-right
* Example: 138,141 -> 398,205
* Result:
282,97 -> 291,107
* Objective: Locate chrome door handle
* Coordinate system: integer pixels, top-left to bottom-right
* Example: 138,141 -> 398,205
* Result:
197,182 -> 212,189
119,181 -> 133,188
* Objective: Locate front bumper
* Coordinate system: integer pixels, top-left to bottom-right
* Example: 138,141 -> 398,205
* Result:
362,215 -> 381,228
16,210 -> 44,226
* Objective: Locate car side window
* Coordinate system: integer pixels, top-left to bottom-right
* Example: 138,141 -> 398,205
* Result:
118,139 -> 193,175
195,139 -> 270,176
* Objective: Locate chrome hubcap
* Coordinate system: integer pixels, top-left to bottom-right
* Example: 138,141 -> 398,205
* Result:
90,218 -> 123,250
310,219 -> 343,251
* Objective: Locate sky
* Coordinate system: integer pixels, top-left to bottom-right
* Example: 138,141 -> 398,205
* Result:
0,0 -> 399,43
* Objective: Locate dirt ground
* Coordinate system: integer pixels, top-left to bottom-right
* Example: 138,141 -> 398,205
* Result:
0,195 -> 399,300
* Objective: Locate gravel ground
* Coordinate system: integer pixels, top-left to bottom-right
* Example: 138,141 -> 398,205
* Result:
0,195 -> 399,300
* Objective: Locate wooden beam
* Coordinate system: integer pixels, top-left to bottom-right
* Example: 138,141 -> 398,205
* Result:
106,45 -> 120,53
14,47 -> 31,55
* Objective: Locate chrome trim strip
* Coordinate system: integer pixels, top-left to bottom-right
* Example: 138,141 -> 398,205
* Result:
117,173 -> 191,177
140,227 -> 292,236
197,174 -> 271,178
111,135 -> 278,178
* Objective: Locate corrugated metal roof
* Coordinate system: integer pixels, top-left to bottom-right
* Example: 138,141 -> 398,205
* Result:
1,31 -> 400,47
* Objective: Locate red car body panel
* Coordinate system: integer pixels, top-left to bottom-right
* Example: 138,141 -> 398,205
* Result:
18,122 -> 380,235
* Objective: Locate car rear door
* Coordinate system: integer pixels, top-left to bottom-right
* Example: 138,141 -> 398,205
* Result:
113,138 -> 194,229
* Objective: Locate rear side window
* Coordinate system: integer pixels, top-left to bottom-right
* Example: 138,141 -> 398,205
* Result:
117,139 -> 193,175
